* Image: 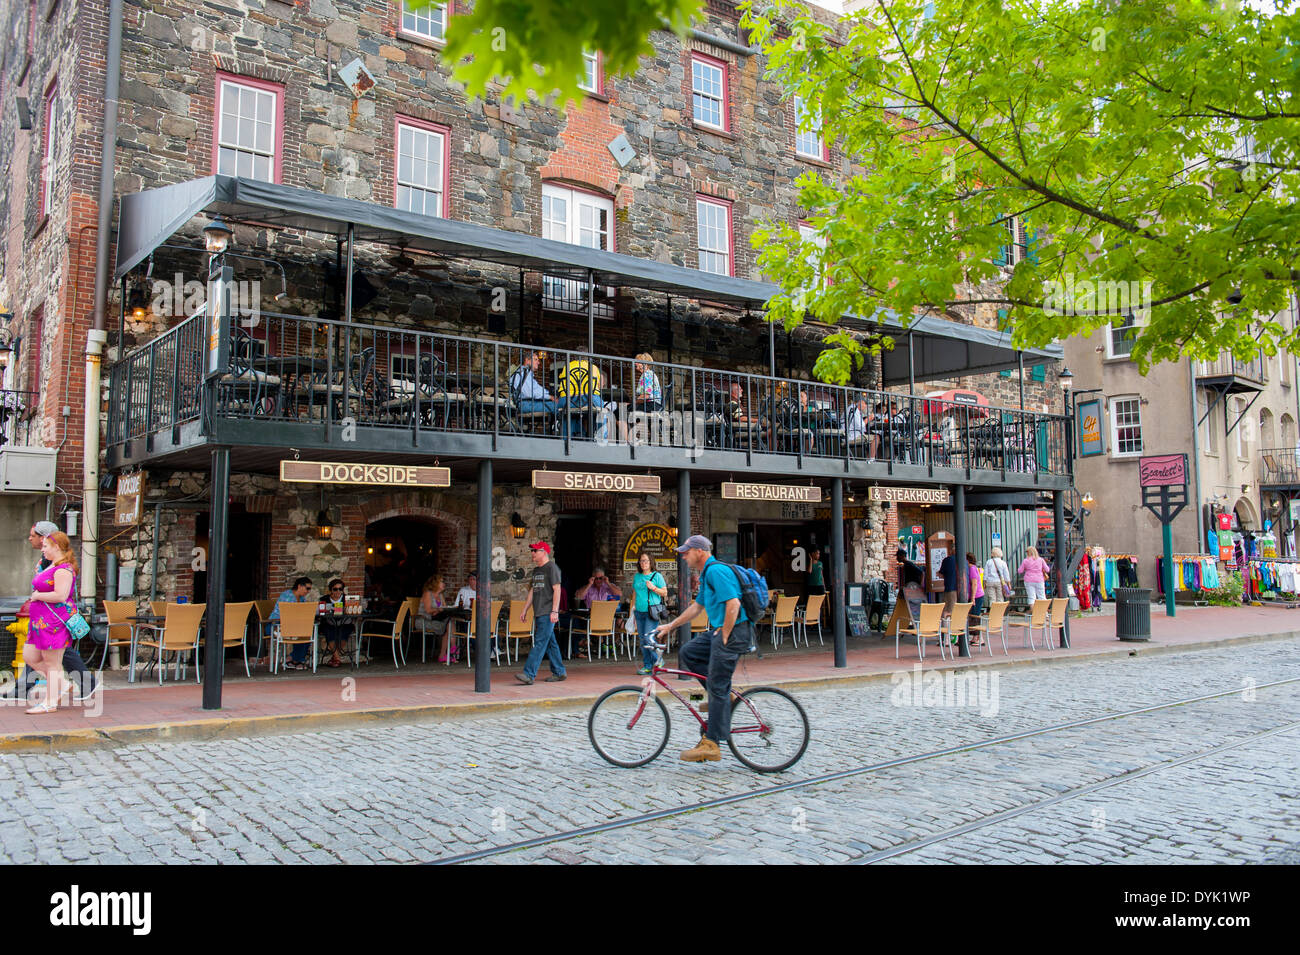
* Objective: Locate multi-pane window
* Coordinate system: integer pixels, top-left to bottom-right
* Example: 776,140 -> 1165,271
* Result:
1110,396 -> 1142,456
541,184 -> 614,314
216,78 -> 279,182
691,54 -> 727,131
794,95 -> 824,159
696,198 -> 732,276
994,216 -> 1030,267
1108,312 -> 1139,358
395,120 -> 447,217
400,1 -> 447,42
578,51 -> 601,94
1203,395 -> 1219,455
39,80 -> 57,216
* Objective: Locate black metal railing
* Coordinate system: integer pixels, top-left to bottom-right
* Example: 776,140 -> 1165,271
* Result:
0,389 -> 40,449
1260,447 -> 1300,486
107,312 -> 1072,478
1197,355 -> 1265,384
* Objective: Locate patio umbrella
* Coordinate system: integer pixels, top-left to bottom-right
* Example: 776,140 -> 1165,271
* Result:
922,388 -> 990,416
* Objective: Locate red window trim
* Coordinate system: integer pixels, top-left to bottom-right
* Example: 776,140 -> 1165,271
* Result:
695,195 -> 734,277
39,77 -> 56,217
394,115 -> 452,219
396,0 -> 451,46
212,72 -> 285,184
27,305 -> 43,396
689,51 -> 730,133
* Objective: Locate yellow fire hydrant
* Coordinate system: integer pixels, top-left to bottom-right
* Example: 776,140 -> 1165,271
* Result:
7,615 -> 28,680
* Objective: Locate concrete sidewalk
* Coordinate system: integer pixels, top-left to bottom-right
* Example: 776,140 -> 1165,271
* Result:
2,603 -> 1296,752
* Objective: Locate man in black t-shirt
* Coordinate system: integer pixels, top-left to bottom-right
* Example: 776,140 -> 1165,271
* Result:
516,541 -> 566,685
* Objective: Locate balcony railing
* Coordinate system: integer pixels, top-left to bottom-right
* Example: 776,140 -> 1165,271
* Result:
1197,355 -> 1265,384
1259,447 -> 1300,486
107,312 -> 1071,478
0,389 -> 40,449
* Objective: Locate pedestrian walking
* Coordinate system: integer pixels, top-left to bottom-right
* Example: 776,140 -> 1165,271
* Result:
631,551 -> 667,675
4,522 -> 99,703
654,534 -> 756,763
516,541 -> 566,685
1019,546 -> 1050,604
23,532 -> 80,713
806,548 -> 826,596
967,552 -> 985,617
984,547 -> 1013,603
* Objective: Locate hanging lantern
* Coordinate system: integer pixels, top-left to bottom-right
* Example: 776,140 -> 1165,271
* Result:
510,512 -> 527,539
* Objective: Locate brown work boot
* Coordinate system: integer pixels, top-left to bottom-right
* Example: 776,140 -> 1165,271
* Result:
679,737 -> 722,762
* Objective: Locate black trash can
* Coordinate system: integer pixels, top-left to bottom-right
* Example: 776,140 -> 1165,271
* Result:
1115,587 -> 1152,641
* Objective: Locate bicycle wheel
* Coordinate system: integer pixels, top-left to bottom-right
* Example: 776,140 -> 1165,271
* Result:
588,686 -> 672,768
727,686 -> 809,773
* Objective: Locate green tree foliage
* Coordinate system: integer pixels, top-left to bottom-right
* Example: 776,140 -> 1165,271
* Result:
741,0 -> 1300,381
436,0 -> 703,107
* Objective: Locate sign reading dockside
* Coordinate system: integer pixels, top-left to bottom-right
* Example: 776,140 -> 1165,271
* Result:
280,461 -> 451,487
869,486 -> 952,505
533,470 -> 660,493
721,482 -> 822,503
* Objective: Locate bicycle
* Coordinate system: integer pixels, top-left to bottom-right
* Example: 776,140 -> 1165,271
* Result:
587,643 -> 810,773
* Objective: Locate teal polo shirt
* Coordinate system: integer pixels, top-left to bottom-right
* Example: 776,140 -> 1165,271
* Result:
697,557 -> 748,628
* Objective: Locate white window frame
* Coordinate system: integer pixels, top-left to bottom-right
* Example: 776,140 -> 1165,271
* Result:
216,79 -> 279,182
1202,393 -> 1219,456
541,184 -> 615,314
690,55 -> 727,131
1109,395 -> 1143,458
794,95 -> 824,160
1106,312 -> 1140,360
400,1 -> 448,43
395,120 -> 447,218
40,81 -> 57,216
696,197 -> 732,276
1236,398 -> 1249,460
578,51 -> 601,94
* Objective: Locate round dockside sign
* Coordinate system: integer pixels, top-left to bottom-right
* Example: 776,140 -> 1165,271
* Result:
622,523 -> 679,573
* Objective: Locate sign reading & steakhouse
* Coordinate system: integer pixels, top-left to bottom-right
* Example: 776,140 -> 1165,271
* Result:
532,470 -> 661,493
280,461 -> 451,487
868,486 -> 952,505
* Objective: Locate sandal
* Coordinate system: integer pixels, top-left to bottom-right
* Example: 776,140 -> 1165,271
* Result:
25,702 -> 58,714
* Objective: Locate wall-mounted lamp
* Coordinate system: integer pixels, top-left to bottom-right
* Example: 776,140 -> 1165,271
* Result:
384,541 -> 393,552
510,512 -> 527,539
315,489 -> 334,540
1081,492 -> 1095,509
0,309 -> 13,369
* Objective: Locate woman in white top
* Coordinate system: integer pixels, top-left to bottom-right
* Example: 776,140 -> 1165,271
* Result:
984,547 -> 1013,602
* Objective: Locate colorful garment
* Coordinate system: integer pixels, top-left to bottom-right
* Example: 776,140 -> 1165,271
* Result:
27,561 -> 77,651
635,368 -> 663,406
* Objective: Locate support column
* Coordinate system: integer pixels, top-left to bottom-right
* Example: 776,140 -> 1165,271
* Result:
907,331 -> 915,397
768,319 -> 776,379
202,446 -> 230,710
954,483 -> 969,657
586,268 -> 595,355
1053,489 -> 1070,647
831,479 -> 847,668
676,470 -> 691,654
475,460 -> 493,693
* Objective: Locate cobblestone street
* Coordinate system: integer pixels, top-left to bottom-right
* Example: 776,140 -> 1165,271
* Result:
1,640 -> 1296,864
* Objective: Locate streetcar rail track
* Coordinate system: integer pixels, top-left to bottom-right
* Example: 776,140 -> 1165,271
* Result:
429,676 -> 1300,865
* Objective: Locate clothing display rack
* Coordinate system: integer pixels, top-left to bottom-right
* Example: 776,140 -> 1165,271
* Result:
1154,554 -> 1221,596
1244,556 -> 1300,604
1092,554 -> 1139,600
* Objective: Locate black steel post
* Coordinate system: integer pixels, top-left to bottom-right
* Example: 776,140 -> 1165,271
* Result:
907,331 -> 915,397
831,479 -> 847,667
1018,352 -> 1025,412
676,470 -> 691,654
1053,489 -> 1070,647
475,459 -> 493,692
954,482 -> 969,657
768,319 -> 776,379
586,268 -> 595,355
202,446 -> 230,710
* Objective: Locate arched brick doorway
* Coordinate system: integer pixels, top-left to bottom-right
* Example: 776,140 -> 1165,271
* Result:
361,501 -> 473,616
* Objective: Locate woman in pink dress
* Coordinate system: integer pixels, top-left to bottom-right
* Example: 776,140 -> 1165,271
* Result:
25,531 -> 78,714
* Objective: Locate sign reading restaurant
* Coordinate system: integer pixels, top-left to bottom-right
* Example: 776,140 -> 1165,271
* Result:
721,482 -> 822,503
869,486 -> 952,505
532,470 -> 661,494
280,461 -> 451,487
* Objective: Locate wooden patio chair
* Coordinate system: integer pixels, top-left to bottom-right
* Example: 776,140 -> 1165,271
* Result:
942,601 -> 975,661
1045,596 -> 1069,651
359,598 -> 412,669
272,602 -> 319,673
897,602 -> 944,661
980,600 -> 1010,656
797,593 -> 828,646
457,598 -> 504,666
99,600 -> 138,674
1005,598 -> 1050,651
200,601 -> 256,678
134,603 -> 206,684
505,599 -> 534,665
587,599 -> 621,660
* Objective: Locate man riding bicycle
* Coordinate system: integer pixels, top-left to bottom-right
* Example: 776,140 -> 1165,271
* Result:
654,534 -> 755,763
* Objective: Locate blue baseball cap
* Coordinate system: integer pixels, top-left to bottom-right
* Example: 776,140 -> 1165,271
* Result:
674,534 -> 712,553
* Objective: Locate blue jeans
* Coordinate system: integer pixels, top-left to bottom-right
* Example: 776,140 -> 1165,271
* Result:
562,394 -> 607,439
523,614 -> 565,680
635,610 -> 658,668
678,623 -> 753,742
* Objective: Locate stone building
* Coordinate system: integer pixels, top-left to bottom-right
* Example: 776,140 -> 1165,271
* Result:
0,0 -> 1071,679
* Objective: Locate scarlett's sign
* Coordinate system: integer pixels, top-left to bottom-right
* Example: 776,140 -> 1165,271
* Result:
533,470 -> 660,493
1138,454 -> 1187,488
869,486 -> 952,505
280,461 -> 450,487
721,482 -> 822,503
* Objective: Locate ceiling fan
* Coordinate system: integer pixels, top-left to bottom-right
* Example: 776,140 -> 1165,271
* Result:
387,248 -> 449,279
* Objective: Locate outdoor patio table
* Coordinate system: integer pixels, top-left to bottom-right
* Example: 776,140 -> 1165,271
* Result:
253,356 -> 331,418
126,613 -> 166,683
315,608 -> 366,668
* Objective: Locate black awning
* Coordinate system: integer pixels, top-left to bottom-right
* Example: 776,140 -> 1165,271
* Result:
112,175 -> 1062,381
